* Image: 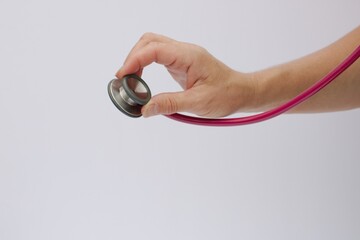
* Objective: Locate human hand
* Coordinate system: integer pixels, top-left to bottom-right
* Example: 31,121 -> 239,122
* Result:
116,33 -> 256,118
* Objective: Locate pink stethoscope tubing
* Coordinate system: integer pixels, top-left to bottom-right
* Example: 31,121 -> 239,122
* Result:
166,45 -> 360,127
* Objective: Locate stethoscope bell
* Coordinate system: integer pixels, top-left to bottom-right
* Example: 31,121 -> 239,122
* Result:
108,74 -> 151,118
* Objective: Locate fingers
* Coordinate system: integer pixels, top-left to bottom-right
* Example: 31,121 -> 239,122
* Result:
115,33 -> 196,117
141,91 -> 194,117
116,41 -> 182,79
115,33 -> 206,117
123,33 -> 173,65
116,33 -> 175,78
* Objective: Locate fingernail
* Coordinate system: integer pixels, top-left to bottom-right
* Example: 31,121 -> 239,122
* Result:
115,66 -> 123,78
142,103 -> 158,118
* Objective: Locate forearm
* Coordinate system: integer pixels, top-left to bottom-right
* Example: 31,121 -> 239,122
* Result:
249,26 -> 360,113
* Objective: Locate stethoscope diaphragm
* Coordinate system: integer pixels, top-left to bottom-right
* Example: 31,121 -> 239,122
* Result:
108,74 -> 151,118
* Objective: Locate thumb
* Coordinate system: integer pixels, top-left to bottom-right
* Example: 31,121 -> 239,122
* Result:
142,92 -> 190,117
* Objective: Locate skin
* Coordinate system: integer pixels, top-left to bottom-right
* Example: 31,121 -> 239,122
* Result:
116,26 -> 360,118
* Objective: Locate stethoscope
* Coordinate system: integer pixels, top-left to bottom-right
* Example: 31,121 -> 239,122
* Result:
108,45 -> 360,127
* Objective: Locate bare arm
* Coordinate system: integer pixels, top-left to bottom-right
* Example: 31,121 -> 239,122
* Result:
252,26 -> 360,113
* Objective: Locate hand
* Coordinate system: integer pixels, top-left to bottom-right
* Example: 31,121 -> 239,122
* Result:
116,33 -> 256,118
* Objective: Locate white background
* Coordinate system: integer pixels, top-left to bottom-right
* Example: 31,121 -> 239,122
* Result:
0,0 -> 359,239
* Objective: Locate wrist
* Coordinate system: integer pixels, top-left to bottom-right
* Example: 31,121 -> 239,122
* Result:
249,66 -> 292,112
230,71 -> 260,113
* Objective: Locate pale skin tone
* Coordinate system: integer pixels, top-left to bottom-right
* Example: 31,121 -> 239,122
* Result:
116,26 -> 360,118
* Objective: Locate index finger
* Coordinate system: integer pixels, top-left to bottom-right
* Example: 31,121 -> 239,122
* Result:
115,41 -> 181,79
123,33 -> 173,67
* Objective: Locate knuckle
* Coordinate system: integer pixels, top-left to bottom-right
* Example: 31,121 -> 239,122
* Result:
197,47 -> 209,60
140,32 -> 156,41
147,42 -> 162,62
164,97 -> 178,114
189,43 -> 207,55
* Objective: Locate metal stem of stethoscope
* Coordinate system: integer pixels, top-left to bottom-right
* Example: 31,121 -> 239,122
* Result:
108,45 -> 360,126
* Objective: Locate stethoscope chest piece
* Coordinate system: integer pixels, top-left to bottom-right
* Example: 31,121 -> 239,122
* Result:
108,74 -> 151,118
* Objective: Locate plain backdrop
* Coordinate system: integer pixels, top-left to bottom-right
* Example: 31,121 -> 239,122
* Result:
0,0 -> 359,239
